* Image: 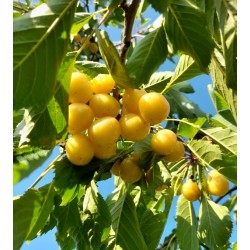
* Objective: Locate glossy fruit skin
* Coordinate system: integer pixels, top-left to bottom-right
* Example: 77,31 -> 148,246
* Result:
93,142 -> 116,159
207,170 -> 229,196
119,157 -> 143,183
122,88 -> 147,115
68,103 -> 94,134
110,159 -> 121,176
91,74 -> 115,94
119,113 -> 150,141
89,42 -> 99,54
182,179 -> 201,202
151,129 -> 177,155
89,93 -> 120,118
66,134 -> 94,166
69,72 -> 93,104
88,116 -> 121,146
138,92 -> 170,125
164,141 -> 185,162
73,33 -> 81,43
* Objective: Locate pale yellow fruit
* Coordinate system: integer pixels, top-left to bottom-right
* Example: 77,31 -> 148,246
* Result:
80,37 -> 91,48
65,134 -> 94,166
68,103 -> 94,134
139,92 -> 170,125
164,141 -> 185,162
207,170 -> 229,196
91,74 -> 115,94
119,157 -> 143,183
151,129 -> 177,155
69,72 -> 93,104
119,113 -> 150,141
88,116 -> 121,146
93,142 -> 116,159
89,42 -> 99,54
182,179 -> 201,202
122,88 -> 147,115
110,159 -> 121,176
73,33 -> 81,43
89,93 -> 120,118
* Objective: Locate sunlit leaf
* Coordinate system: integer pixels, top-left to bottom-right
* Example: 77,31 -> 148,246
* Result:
198,197 -> 233,249
202,127 -> 237,155
70,12 -> 94,34
176,195 -> 200,250
26,183 -> 56,240
13,0 -> 77,112
96,29 -> 132,89
177,117 -> 207,139
164,1 -> 214,71
13,147 -> 52,184
126,24 -> 168,87
188,139 -> 236,184
13,186 -> 55,249
162,55 -> 203,93
75,61 -> 108,78
143,72 -> 173,92
82,181 -> 111,248
105,193 -> 148,250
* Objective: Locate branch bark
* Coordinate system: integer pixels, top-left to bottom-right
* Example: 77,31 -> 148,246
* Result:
119,0 -> 140,63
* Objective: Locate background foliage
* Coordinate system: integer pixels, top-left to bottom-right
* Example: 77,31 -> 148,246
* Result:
13,0 -> 237,249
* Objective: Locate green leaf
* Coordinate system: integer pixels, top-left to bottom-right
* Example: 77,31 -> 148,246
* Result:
140,209 -> 168,249
164,1 -> 214,71
70,12 -> 94,34
75,61 -> 109,78
198,198 -> 232,249
177,117 -> 207,139
126,24 -> 168,87
108,0 -> 123,10
82,181 -> 111,248
222,194 -> 237,212
171,164 -> 188,195
187,139 -> 222,167
53,157 -> 96,201
96,29 -> 132,89
202,127 -> 237,155
208,84 -> 229,112
210,113 -> 237,132
106,192 -> 148,250
162,55 -> 203,93
176,195 -> 200,250
166,87 -> 207,119
53,198 -> 88,249
147,0 -> 168,13
13,0 -> 77,112
209,57 -> 237,120
143,71 -> 173,92
26,183 -> 56,240
215,1 -> 237,91
187,139 -> 236,184
13,147 -> 52,184
13,186 -> 55,250
147,161 -> 171,194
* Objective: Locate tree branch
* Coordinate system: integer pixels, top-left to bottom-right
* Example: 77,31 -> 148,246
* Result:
215,185 -> 237,203
119,0 -> 140,63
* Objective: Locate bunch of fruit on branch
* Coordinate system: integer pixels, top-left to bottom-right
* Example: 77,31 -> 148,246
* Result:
65,71 -> 229,201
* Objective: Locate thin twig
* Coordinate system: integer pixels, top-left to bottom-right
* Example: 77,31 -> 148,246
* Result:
29,152 -> 64,189
215,186 -> 237,203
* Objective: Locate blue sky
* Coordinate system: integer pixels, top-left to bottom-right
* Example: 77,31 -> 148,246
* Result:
11,2 -> 238,249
